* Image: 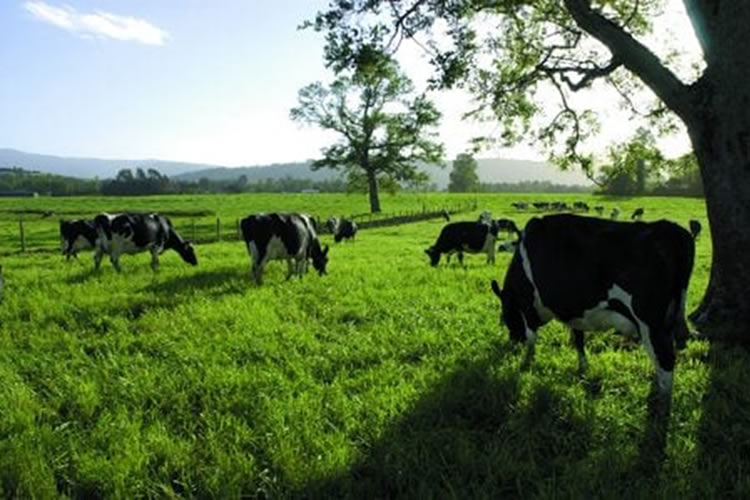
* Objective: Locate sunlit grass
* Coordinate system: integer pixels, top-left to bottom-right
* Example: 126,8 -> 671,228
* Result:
1,194 -> 746,498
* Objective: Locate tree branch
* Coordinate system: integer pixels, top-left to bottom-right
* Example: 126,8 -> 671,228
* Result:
563,0 -> 691,120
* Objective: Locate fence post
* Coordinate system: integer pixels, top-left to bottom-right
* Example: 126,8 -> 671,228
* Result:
191,219 -> 196,242
216,218 -> 221,242
19,215 -> 26,253
236,218 -> 241,240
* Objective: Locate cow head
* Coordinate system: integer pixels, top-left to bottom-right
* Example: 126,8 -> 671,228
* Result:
424,247 -> 440,267
179,241 -> 198,266
312,244 -> 329,275
491,279 -> 527,343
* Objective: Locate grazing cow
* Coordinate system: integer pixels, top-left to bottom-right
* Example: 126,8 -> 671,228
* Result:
334,218 -> 358,243
326,216 -> 340,235
94,212 -> 197,272
533,202 -> 550,211
60,219 -> 99,260
241,212 -> 329,284
441,209 -> 451,221
425,221 -> 499,266
631,207 -> 645,220
511,202 -> 529,211
490,214 -> 694,398
689,219 -> 702,239
573,201 -> 590,212
495,218 -> 520,236
610,207 -> 621,220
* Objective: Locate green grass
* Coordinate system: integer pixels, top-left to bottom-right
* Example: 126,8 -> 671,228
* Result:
2,193 -> 749,498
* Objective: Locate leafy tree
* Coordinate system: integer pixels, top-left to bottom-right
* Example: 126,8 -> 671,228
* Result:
308,0 -> 750,341
448,153 -> 480,192
597,128 -> 664,195
291,54 -> 444,213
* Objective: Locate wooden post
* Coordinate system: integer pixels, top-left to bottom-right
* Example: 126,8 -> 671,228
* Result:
236,218 -> 241,240
216,218 -> 221,242
19,215 -> 26,252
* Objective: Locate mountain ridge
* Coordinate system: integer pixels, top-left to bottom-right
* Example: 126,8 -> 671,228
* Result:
0,148 -> 591,188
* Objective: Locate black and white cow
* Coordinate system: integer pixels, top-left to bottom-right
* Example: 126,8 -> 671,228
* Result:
490,214 -> 694,398
689,219 -> 702,239
326,216 -> 340,235
60,219 -> 99,260
334,218 -> 358,243
426,221 -> 499,266
93,212 -> 197,272
594,205 -> 605,216
240,212 -> 329,284
631,207 -> 645,220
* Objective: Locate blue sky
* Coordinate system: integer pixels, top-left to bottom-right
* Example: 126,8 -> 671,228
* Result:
0,1 -> 698,169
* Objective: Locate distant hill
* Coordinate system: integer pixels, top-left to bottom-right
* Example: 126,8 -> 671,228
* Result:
0,148 -> 214,179
0,148 -> 591,188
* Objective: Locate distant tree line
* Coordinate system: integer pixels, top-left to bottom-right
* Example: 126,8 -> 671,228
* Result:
0,167 -> 98,196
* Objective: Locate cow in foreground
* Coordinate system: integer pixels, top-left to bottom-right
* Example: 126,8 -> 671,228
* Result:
334,218 -> 358,243
426,221 -> 499,266
490,214 -> 694,399
60,219 -> 99,260
241,212 -> 329,284
94,212 -> 197,271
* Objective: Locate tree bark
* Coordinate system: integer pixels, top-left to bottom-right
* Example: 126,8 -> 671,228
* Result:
686,82 -> 750,344
367,170 -> 381,213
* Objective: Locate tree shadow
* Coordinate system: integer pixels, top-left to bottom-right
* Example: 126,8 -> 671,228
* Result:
294,355 -> 597,499
691,339 -> 750,497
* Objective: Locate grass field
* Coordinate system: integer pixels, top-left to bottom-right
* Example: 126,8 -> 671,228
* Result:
2,193 -> 750,498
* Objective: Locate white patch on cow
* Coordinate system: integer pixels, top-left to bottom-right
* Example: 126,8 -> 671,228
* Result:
518,239 -> 554,323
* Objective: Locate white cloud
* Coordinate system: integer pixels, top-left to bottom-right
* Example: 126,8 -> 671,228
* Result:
23,1 -> 168,45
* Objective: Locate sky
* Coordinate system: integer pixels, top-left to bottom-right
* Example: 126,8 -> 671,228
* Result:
0,1 -> 701,168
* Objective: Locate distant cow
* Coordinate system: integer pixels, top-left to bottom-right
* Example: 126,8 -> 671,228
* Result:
573,201 -> 590,212
495,218 -> 520,236
490,214 -> 694,398
334,218 -> 358,243
426,221 -> 499,266
610,207 -> 621,220
631,207 -> 645,220
511,202 -> 529,211
241,212 -> 329,284
326,216 -> 340,235
94,212 -> 197,272
689,219 -> 702,239
441,209 -> 451,221
594,205 -> 605,216
60,219 -> 99,260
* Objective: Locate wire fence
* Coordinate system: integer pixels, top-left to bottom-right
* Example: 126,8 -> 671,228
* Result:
3,200 -> 479,255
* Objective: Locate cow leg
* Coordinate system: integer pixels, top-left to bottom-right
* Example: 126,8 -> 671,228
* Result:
285,259 -> 294,280
648,331 -> 675,398
94,247 -> 104,270
571,329 -> 587,374
150,248 -> 160,272
110,255 -> 121,272
458,251 -> 464,266
252,262 -> 264,285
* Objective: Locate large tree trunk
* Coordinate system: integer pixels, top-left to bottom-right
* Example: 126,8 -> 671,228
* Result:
367,170 -> 381,213
686,77 -> 750,345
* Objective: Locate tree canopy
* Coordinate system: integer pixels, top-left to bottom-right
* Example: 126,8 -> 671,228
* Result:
291,52 -> 444,212
448,153 -> 480,192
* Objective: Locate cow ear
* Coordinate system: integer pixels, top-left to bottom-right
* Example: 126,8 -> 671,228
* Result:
490,279 -> 503,300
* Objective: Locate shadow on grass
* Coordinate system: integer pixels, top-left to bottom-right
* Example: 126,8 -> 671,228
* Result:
142,267 -> 247,298
691,340 -> 750,497
295,357 -> 593,498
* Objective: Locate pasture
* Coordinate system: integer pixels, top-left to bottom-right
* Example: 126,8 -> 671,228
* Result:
1,193 -> 749,498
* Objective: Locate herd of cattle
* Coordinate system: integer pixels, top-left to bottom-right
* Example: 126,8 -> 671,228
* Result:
47,204 -> 704,402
